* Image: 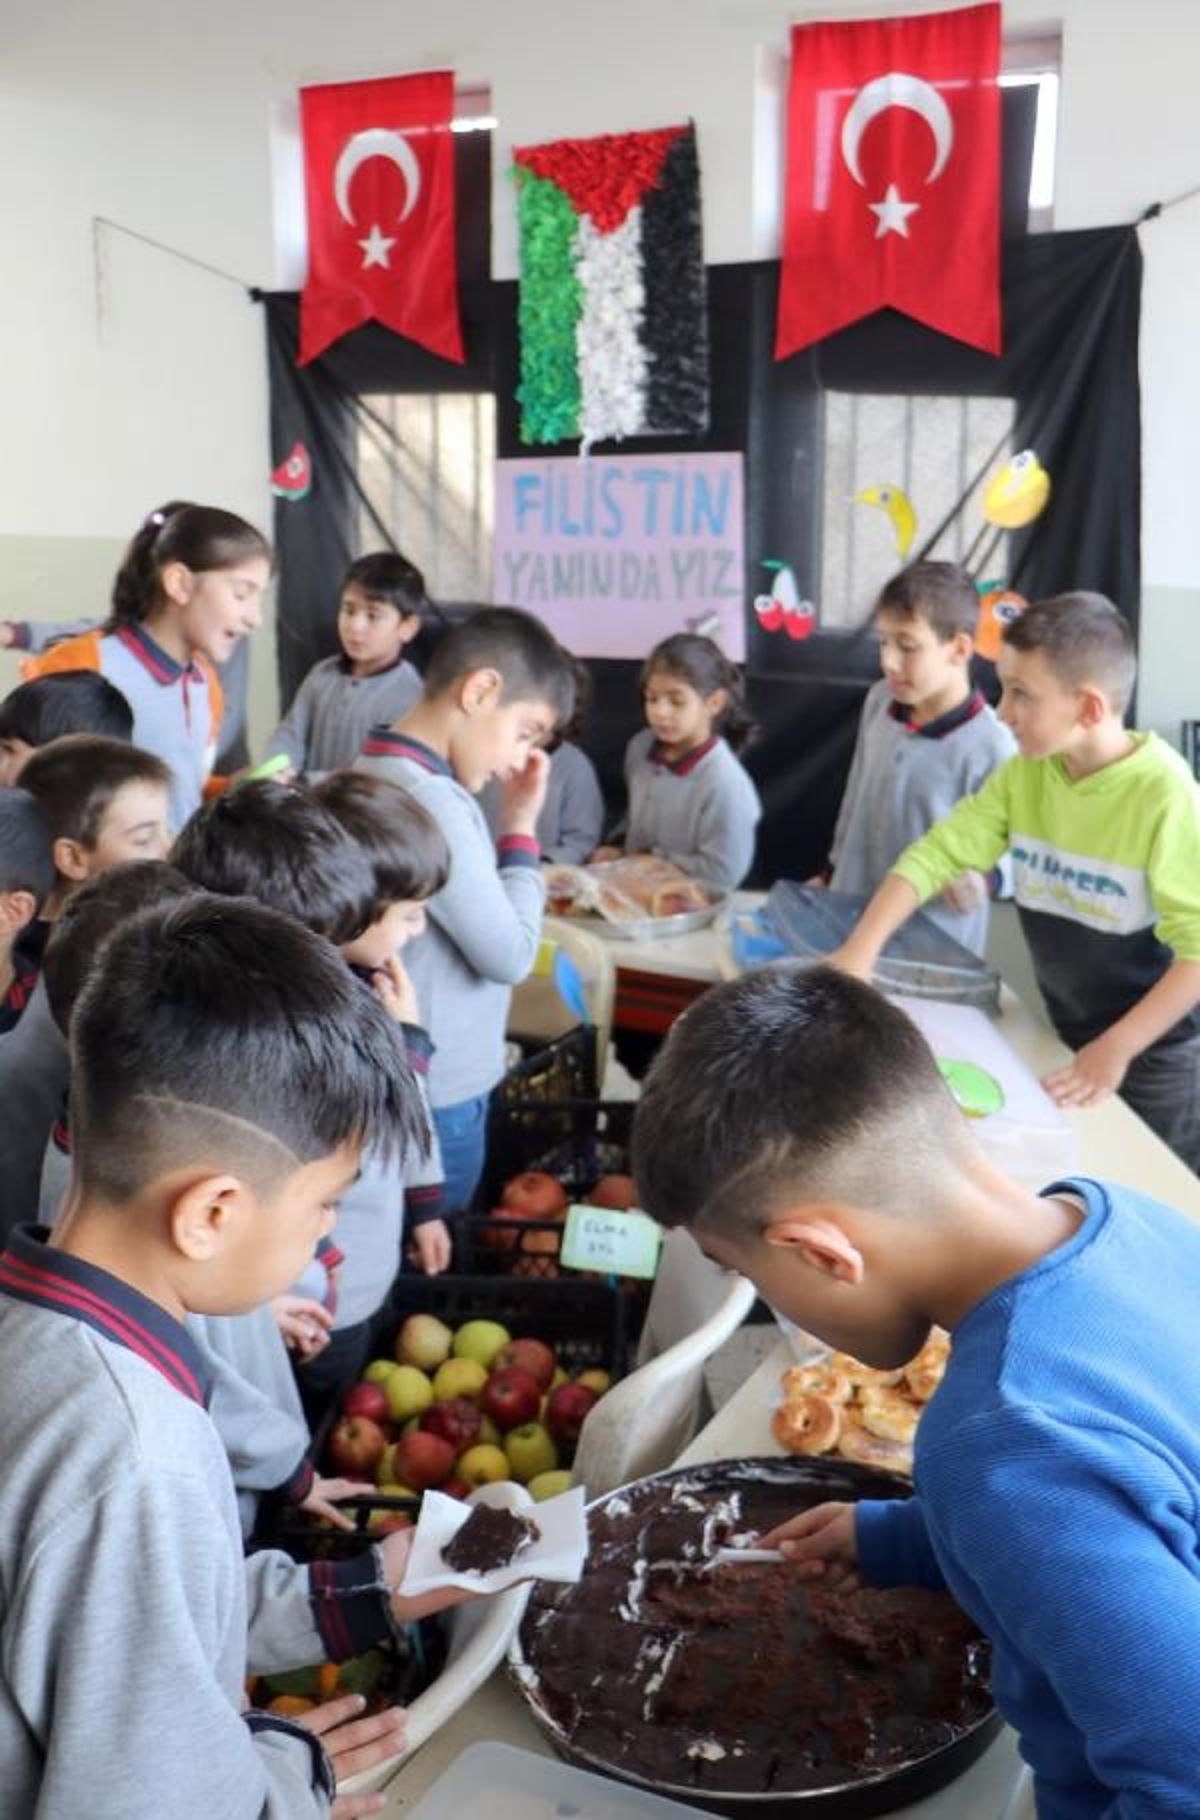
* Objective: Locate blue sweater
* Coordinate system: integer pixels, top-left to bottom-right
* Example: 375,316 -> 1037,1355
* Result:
856,1176 -> 1200,1819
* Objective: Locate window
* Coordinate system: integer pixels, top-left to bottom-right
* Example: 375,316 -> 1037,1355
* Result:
356,393 -> 496,601
819,392 -> 1016,628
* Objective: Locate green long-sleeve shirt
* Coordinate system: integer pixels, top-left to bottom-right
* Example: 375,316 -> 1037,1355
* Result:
892,734 -> 1200,1049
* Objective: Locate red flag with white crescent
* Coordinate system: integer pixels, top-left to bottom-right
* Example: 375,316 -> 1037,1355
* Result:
299,70 -> 463,367
776,3 -> 1001,359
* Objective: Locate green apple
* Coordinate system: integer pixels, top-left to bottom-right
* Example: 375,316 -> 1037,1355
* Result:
478,1414 -> 503,1447
363,1359 -> 399,1386
527,1469 -> 574,1502
504,1421 -> 559,1484
551,1367 -> 569,1389
456,1442 -> 511,1487
395,1313 -> 453,1372
433,1356 -> 488,1402
452,1319 -> 511,1369
384,1364 -> 434,1422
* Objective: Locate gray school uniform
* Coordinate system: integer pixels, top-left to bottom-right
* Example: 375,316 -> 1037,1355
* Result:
265,655 -> 423,775
0,1227 -> 400,1819
830,679 -> 1016,956
188,1307 -> 313,1537
479,739 -> 606,865
355,730 -> 545,1108
0,978 -> 69,1242
624,729 -> 761,889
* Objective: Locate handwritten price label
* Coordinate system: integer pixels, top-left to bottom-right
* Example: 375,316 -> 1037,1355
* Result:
560,1205 -> 662,1279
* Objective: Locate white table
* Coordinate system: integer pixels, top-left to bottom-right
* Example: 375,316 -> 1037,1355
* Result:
379,977 -> 1200,1816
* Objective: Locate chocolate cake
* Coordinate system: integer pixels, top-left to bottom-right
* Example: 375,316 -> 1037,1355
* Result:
514,1464 -> 992,1798
442,1504 -> 540,1574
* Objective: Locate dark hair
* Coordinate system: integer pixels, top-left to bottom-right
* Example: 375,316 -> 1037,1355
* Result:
875,561 -> 979,642
423,607 -> 575,723
312,772 -> 450,918
70,894 -> 425,1203
172,778 -> 379,945
341,551 -> 430,619
1003,591 -> 1136,712
0,787 -> 56,907
42,861 -> 194,1035
0,673 -> 134,749
632,964 -> 956,1239
557,653 -> 593,747
641,634 -> 756,754
21,736 -> 171,848
108,501 -> 271,631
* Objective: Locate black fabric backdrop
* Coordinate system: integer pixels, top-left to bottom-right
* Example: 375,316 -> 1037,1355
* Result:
260,222 -> 1141,886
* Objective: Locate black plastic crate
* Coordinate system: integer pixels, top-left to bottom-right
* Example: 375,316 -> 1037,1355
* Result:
480,1095 -> 636,1210
497,1024 -> 599,1111
390,1270 -> 630,1378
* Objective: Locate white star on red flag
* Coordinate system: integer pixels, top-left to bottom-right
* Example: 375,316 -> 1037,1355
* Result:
869,184 -> 920,239
358,223 -> 396,269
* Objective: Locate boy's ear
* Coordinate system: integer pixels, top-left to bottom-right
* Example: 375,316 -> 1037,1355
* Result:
167,1173 -> 256,1263
53,836 -> 92,883
948,629 -> 974,665
459,666 -> 504,715
1076,683 -> 1111,728
0,888 -> 38,935
763,1213 -> 865,1286
397,612 -> 423,643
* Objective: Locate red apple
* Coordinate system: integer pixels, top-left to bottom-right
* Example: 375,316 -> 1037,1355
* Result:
418,1396 -> 482,1452
500,1171 -> 568,1219
481,1364 -> 543,1432
342,1381 -> 390,1424
393,1429 -> 456,1491
367,1509 -> 415,1536
512,1253 -> 560,1280
544,1381 -> 599,1448
495,1337 -> 557,1392
441,1477 -> 471,1500
327,1415 -> 388,1476
587,1173 -> 638,1210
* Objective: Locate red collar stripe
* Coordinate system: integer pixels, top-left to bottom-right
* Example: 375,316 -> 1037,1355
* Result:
0,1248 -> 206,1405
116,623 -> 203,687
650,735 -> 719,777
360,728 -> 451,775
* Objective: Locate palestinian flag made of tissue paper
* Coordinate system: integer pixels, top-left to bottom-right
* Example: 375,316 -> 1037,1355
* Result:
513,122 -> 708,450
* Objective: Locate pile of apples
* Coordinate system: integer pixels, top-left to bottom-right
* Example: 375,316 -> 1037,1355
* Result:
484,1168 -> 640,1278
326,1312 -> 610,1523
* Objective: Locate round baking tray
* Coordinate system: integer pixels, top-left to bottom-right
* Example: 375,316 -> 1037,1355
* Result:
585,888 -> 731,943
509,1457 -> 1001,1819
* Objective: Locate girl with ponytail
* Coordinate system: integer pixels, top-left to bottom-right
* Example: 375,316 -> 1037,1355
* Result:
593,632 -> 762,888
25,503 -> 270,828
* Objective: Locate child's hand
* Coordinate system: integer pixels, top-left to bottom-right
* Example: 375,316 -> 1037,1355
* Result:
378,1527 -> 481,1622
499,747 -> 550,836
410,1218 -> 452,1275
589,844 -> 624,865
0,621 -> 15,649
295,1693 -> 405,1816
369,955 -> 420,1027
940,869 -> 988,914
1043,1030 -> 1133,1108
759,1501 -> 860,1588
273,1294 -> 334,1360
302,1474 -> 376,1532
803,874 -> 829,889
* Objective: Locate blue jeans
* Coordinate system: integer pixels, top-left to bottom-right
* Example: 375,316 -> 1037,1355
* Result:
434,1094 -> 490,1217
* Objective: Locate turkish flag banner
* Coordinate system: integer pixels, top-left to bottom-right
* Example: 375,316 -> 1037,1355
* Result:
299,70 -> 463,366
776,3 -> 1000,359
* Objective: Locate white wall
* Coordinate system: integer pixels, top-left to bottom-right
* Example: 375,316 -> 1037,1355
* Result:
1,0 -> 1196,741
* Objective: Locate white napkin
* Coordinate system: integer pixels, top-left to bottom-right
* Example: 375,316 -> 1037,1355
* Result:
399,1480 -> 588,1597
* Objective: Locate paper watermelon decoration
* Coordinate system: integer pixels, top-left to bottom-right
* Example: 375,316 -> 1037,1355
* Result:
513,122 -> 708,451
271,441 -> 312,501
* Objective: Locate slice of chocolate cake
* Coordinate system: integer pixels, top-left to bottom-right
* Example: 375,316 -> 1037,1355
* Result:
442,1504 -> 541,1574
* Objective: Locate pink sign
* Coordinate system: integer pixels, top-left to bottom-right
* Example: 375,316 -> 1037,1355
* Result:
493,452 -> 745,660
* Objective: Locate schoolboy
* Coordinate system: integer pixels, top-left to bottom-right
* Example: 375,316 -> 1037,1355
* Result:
0,893 -> 467,1817
174,778 -> 449,1415
826,561 -> 1014,956
36,862 -> 367,1538
827,592 -> 1200,1170
356,605 -> 574,1212
632,962 -> 1200,1817
479,653 -> 605,864
0,737 -> 173,1238
265,551 -> 434,774
0,788 -> 55,1033
0,669 -> 134,786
